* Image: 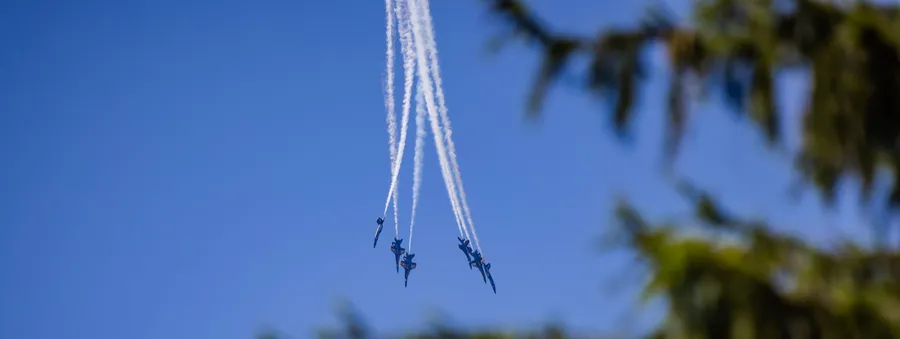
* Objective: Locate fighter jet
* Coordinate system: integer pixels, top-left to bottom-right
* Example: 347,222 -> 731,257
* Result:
484,262 -> 497,294
400,253 -> 417,287
457,237 -> 473,269
390,238 -> 406,273
373,217 -> 385,248
469,250 -> 487,283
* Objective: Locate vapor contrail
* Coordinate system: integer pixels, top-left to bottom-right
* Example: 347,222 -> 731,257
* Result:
407,0 -> 468,240
397,0 -> 424,247
411,0 -> 467,240
407,0 -> 464,237
383,0 -> 400,236
417,0 -> 478,249
391,0 -> 416,238
382,55 -> 413,224
408,80 -> 426,251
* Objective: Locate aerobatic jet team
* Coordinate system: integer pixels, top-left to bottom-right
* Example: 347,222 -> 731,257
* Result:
372,0 -> 496,293
373,217 -> 495,293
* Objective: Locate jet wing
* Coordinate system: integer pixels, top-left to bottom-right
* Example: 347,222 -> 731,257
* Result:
400,261 -> 408,269
411,263 -> 417,269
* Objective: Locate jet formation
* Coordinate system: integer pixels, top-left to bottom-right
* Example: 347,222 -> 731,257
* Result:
460,240 -> 496,294
373,217 -> 496,293
376,0 -> 493,294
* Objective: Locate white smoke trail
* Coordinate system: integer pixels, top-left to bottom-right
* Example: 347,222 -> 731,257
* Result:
413,0 -> 467,240
407,0 -> 464,237
381,0 -> 414,222
407,0 -> 468,241
393,0 -> 417,238
391,166 -> 400,239
383,0 -> 399,235
381,67 -> 413,223
408,80 -> 426,251
417,0 -> 479,250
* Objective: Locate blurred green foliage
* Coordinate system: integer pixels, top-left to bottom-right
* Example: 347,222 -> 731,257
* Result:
269,0 -> 900,337
486,0 -> 900,209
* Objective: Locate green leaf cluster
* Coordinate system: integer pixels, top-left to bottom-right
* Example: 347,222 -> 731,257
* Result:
486,0 -> 900,207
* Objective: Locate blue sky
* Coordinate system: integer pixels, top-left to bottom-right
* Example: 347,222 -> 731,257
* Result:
0,0 -> 878,338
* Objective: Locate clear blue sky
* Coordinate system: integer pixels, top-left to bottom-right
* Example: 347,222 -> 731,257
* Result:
0,0 -> 875,338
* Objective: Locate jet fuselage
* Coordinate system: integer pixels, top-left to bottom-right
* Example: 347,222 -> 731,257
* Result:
469,251 -> 486,283
373,218 -> 385,248
390,238 -> 406,273
400,253 -> 417,287
485,263 -> 496,294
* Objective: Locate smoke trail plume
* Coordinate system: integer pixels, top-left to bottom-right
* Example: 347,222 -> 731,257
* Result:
383,0 -> 399,233
407,0 -> 468,239
408,80 -> 426,251
392,0 -> 417,237
382,72 -> 412,221
417,0 -> 478,247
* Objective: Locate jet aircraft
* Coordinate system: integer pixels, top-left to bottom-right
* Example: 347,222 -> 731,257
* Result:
469,250 -> 486,283
373,217 -> 385,248
400,253 -> 417,287
457,237 -> 472,269
390,238 -> 406,273
484,262 -> 496,294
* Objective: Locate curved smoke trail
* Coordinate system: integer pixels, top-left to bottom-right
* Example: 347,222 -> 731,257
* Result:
407,0 -> 468,241
382,85 -> 412,223
383,0 -> 399,234
408,81 -> 426,251
412,0 -> 466,239
393,0 -> 416,238
381,17 -> 414,223
417,0 -> 479,250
